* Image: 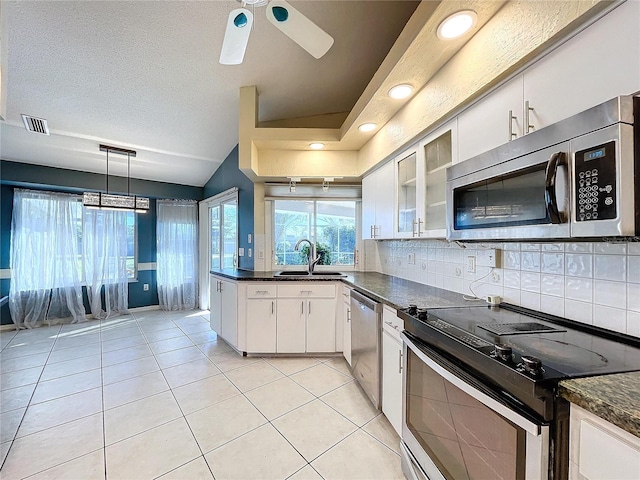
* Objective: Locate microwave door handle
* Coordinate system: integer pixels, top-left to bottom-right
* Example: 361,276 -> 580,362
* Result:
545,151 -> 567,224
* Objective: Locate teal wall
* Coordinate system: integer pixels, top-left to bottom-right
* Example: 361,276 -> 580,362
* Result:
203,145 -> 255,270
0,160 -> 203,325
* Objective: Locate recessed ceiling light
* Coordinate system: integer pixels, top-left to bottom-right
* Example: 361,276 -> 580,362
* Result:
437,10 -> 477,40
388,84 -> 413,100
358,123 -> 377,132
309,143 -> 325,150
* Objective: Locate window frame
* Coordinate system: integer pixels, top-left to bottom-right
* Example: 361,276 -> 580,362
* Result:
268,198 -> 361,272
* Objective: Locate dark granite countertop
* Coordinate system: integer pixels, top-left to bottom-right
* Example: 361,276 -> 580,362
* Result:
209,268 -> 474,311
559,372 -> 640,438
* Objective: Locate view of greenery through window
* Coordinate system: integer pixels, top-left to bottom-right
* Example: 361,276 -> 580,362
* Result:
274,200 -> 356,266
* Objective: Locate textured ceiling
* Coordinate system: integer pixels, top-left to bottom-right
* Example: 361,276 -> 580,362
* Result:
0,0 -> 419,186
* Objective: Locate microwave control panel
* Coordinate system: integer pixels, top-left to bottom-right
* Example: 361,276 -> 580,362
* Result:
574,141 -> 617,222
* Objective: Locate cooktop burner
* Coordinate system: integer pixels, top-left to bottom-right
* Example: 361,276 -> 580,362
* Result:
478,322 -> 566,335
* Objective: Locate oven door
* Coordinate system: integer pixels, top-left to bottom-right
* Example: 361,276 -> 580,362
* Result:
446,143 -> 570,241
401,333 -> 549,480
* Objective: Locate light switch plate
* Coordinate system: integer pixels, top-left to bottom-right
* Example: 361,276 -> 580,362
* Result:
248,234 -> 252,243
248,248 -> 252,257
238,247 -> 245,256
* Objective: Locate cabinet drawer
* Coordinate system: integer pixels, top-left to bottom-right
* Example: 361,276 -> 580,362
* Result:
246,284 -> 277,298
278,284 -> 336,298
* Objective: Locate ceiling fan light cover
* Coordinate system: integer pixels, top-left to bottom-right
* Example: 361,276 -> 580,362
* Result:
220,8 -> 254,65
266,0 -> 334,59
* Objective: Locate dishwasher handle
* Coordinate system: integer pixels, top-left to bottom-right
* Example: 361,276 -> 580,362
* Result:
350,289 -> 382,313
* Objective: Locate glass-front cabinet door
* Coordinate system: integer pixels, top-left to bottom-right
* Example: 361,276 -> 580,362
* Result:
393,122 -> 455,239
395,149 -> 418,238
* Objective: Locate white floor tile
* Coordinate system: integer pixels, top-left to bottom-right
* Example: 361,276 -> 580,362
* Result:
157,456 -> 214,480
47,343 -> 101,365
143,326 -> 186,343
104,391 -> 182,445
172,375 -> 241,415
103,370 -> 169,410
224,361 -> 284,392
18,387 -> 102,437
100,334 -> 147,353
245,377 -> 315,420
205,424 -> 306,480
320,381 -> 379,427
1,340 -> 54,359
186,330 -> 219,345
155,346 -> 208,369
176,321 -> 211,335
186,394 -> 267,453
162,358 -> 221,388
209,351 -> 262,372
287,465 -> 324,480
100,325 -> 144,342
196,340 -> 233,357
1,413 -> 104,479
148,336 -> 194,355
0,383 -> 36,414
0,407 -> 26,443
0,365 -> 43,391
265,356 -> 322,376
272,399 -> 357,462
25,448 -> 105,480
311,430 -> 403,480
31,368 -> 102,404
101,355 -> 160,385
105,417 -> 200,480
52,332 -> 101,351
0,440 -> 11,466
322,356 -> 354,377
290,363 -> 353,397
40,353 -> 102,381
362,414 -> 401,455
0,351 -> 49,374
101,343 -> 153,368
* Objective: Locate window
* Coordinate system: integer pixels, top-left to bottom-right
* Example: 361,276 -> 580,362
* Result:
206,189 -> 238,270
273,200 -> 356,268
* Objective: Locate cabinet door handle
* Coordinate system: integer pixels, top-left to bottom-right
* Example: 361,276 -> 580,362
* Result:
271,301 -> 274,315
256,290 -> 268,295
308,301 -> 311,315
370,225 -> 374,238
301,301 -> 304,315
525,101 -> 535,134
411,219 -> 417,237
398,350 -> 403,374
347,308 -> 350,322
219,281 -> 223,292
417,218 -> 423,237
509,110 -> 518,140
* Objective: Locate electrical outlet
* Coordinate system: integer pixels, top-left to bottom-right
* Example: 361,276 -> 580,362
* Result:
421,262 -> 427,271
248,248 -> 252,257
467,255 -> 476,273
492,271 -> 501,283
143,283 -> 149,291
478,248 -> 500,268
238,247 -> 245,257
408,253 -> 416,265
258,250 -> 264,259
455,267 -> 462,277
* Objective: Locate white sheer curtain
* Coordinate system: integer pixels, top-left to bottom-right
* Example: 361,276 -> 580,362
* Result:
157,199 -> 198,310
9,189 -> 86,328
83,208 -> 130,318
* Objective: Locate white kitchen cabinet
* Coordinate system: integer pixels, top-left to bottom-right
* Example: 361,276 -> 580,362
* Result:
458,1 -> 640,163
523,0 -> 640,133
276,284 -> 337,354
393,122 -> 454,239
342,286 -> 352,366
209,274 -> 238,348
381,305 -> 403,436
362,160 -> 394,239
245,284 -> 277,353
569,404 -> 640,480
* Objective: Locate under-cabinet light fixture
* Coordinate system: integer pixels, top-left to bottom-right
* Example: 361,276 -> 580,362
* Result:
388,84 -> 413,100
437,10 -> 477,40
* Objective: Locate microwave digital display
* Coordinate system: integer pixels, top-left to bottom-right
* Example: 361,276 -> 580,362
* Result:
584,148 -> 605,161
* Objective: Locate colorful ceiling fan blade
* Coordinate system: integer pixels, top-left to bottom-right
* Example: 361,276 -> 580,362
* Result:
219,8 -> 254,65
265,0 -> 334,59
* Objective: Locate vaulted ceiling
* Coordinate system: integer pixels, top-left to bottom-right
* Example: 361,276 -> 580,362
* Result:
0,0 -> 420,186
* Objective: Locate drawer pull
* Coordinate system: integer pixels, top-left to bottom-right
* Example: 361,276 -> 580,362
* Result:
398,350 -> 403,374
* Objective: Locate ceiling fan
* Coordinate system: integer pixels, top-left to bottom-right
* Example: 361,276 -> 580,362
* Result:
220,0 -> 334,65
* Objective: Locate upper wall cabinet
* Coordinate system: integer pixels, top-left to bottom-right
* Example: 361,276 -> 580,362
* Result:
362,161 -> 394,239
394,121 -> 456,238
458,1 -> 640,163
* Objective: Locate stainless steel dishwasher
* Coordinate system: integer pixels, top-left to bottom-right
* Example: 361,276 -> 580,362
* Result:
350,290 -> 382,410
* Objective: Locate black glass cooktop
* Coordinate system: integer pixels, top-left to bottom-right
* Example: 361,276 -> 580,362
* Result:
401,304 -> 640,379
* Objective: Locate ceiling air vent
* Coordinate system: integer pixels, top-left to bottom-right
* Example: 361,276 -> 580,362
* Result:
21,114 -> 50,135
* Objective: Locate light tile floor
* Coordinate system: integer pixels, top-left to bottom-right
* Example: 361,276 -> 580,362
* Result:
0,309 -> 403,479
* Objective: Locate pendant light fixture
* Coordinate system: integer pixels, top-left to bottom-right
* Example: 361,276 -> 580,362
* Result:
82,144 -> 150,213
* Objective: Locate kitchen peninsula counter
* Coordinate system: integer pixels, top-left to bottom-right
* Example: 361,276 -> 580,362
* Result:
209,269 -> 474,311
560,372 -> 640,438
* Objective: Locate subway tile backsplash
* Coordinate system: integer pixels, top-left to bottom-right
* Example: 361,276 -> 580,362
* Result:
364,239 -> 640,338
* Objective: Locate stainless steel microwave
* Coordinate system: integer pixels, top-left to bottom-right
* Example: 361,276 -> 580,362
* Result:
446,95 -> 639,241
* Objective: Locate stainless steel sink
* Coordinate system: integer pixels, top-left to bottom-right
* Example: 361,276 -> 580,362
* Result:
274,270 -> 347,278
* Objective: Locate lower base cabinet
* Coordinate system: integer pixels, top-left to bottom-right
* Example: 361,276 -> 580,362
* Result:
382,305 -> 403,436
245,298 -> 277,353
210,275 -> 238,348
569,404 -> 640,480
276,298 -> 306,353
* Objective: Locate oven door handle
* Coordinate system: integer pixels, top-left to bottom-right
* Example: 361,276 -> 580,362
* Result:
402,332 -> 541,436
544,151 -> 566,224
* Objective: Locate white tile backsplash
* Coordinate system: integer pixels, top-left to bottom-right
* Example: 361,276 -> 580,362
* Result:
366,239 -> 640,338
